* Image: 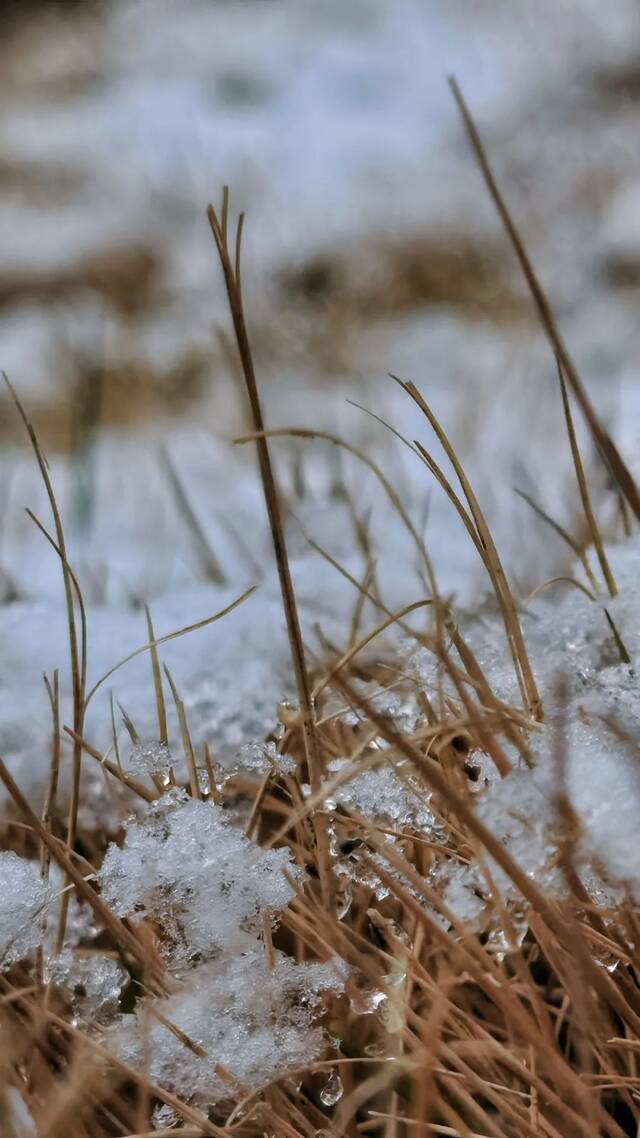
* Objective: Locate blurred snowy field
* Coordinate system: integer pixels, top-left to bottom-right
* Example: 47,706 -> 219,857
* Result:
2,0 -> 640,811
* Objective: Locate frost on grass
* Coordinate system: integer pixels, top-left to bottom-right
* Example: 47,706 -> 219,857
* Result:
0,852 -> 53,970
0,858 -> 95,972
221,739 -> 297,782
99,790 -> 297,962
405,536 -> 640,924
101,789 -> 341,1102
329,756 -> 436,832
115,948 -> 337,1102
126,740 -> 172,780
46,951 -> 127,1024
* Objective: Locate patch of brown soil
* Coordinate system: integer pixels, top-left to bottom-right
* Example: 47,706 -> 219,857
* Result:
0,350 -> 210,451
271,229 -> 530,371
0,246 -> 161,318
278,232 -> 527,323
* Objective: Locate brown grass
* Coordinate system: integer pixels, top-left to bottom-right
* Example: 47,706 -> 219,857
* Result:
0,82 -> 638,1138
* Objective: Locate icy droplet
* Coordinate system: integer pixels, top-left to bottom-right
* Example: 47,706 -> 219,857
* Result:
593,948 -> 620,974
336,881 -> 352,920
152,1103 -> 180,1128
485,907 -> 528,963
320,1069 -> 343,1107
379,960 -> 407,1033
349,983 -> 385,1015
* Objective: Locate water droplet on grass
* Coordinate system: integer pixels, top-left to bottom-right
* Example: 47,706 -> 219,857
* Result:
320,1069 -> 343,1107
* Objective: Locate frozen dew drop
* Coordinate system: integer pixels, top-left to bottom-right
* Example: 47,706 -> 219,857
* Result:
349,983 -> 385,1015
485,907 -> 529,963
152,1103 -> 180,1128
336,880 -> 352,920
593,947 -> 620,974
319,1069 -> 343,1107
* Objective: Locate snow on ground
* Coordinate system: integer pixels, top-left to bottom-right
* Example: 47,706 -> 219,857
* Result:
2,0 -> 640,441
97,790 -> 342,1101
403,535 -> 640,918
2,0 -> 640,1106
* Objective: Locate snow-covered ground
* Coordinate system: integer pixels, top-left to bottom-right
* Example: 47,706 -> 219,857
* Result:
1,0 -> 640,819
3,5 -> 640,1118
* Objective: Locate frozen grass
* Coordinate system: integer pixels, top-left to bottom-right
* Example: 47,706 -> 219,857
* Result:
2,86 -> 640,1138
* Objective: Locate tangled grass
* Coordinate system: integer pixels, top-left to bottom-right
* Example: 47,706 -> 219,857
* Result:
1,82 -> 640,1138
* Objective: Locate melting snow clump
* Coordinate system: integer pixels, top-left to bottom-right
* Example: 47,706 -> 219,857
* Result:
115,947 -> 337,1101
46,951 -> 127,1023
330,757 -> 436,832
101,788 -> 343,1101
99,790 -> 298,962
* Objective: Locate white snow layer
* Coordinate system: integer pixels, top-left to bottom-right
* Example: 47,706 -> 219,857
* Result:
99,791 -> 296,962
114,948 -> 337,1101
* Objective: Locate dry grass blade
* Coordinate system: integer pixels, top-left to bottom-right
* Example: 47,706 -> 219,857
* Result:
145,604 -> 168,746
41,669 -> 61,885
449,76 -> 640,522
84,584 -> 256,707
412,441 -> 485,563
524,575 -> 597,603
25,509 -> 88,699
514,487 -> 599,595
163,665 -> 201,798
438,632 -> 516,776
0,759 -> 166,987
557,363 -> 617,596
5,375 -> 88,950
208,191 -> 333,907
395,376 -> 540,720
604,608 -> 631,665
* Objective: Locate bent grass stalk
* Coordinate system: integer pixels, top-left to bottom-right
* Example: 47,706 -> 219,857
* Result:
557,363 -> 617,597
208,191 -> 333,909
396,375 -> 541,721
4,376 -> 87,950
4,91 -> 640,1138
449,75 -> 640,523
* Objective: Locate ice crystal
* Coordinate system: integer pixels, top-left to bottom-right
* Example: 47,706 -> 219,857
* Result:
126,740 -> 172,779
0,852 -> 53,969
99,791 -> 297,962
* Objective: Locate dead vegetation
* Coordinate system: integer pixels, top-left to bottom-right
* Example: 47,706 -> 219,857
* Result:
0,82 -> 639,1138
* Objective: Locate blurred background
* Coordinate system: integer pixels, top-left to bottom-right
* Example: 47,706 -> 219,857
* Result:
1,0 -> 640,600
4,0 -> 640,805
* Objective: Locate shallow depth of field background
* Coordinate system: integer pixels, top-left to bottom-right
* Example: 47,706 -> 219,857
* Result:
2,0 -> 640,607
